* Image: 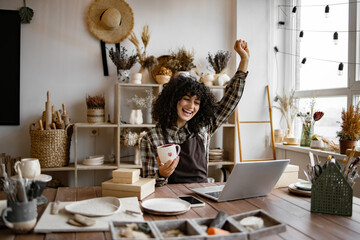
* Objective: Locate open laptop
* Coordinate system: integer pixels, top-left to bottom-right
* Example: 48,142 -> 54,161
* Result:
191,159 -> 290,202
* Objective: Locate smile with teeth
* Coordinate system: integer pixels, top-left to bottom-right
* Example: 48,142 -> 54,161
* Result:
182,109 -> 193,117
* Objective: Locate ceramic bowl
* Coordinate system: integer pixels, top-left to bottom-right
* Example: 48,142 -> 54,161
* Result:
155,75 -> 170,84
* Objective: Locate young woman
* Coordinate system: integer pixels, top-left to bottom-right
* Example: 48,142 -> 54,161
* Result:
141,39 -> 250,186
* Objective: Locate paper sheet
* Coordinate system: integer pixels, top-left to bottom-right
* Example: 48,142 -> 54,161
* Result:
34,197 -> 143,233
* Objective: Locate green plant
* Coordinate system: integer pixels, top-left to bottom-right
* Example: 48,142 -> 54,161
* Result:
337,104 -> 360,141
206,50 -> 231,74
108,46 -> 137,70
168,47 -> 195,72
86,94 -> 105,108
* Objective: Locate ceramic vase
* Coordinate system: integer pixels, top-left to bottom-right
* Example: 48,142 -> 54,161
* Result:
131,73 -> 142,84
129,109 -> 143,125
300,123 -> 314,147
134,145 -> 141,165
203,74 -> 214,87
139,67 -> 151,84
214,73 -> 230,86
117,69 -> 130,83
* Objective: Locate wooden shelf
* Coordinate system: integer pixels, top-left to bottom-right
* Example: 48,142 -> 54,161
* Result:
77,163 -> 118,170
41,164 -> 76,171
209,161 -> 235,166
74,122 -> 117,128
120,124 -> 156,128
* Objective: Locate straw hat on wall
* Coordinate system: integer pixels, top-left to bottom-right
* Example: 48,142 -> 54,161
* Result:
86,0 -> 134,43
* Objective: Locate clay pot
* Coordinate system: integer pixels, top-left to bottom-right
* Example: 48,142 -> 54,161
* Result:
339,139 -> 357,154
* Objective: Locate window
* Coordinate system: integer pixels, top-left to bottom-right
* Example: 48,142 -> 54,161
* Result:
290,0 -> 360,142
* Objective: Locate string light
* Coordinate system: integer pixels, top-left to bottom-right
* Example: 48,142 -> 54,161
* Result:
325,5 -> 330,18
301,58 -> 307,67
299,30 -> 304,40
338,62 -> 344,76
333,32 -> 339,45
292,6 -> 297,14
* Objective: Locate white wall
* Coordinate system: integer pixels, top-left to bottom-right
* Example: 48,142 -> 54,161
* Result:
0,0 -> 274,186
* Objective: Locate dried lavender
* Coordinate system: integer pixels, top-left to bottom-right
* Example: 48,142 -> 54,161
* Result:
108,46 -> 138,70
207,50 -> 231,74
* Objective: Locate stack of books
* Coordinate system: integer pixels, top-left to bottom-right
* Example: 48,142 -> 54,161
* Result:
102,168 -> 155,200
209,148 -> 224,162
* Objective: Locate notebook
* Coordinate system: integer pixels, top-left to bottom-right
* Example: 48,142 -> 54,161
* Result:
191,159 -> 290,202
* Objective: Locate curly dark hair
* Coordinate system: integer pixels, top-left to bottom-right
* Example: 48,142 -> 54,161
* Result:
153,75 -> 217,134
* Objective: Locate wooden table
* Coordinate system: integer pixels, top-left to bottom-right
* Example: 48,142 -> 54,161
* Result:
1,183 -> 360,240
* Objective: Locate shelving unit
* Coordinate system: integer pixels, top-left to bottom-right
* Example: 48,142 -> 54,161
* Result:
42,82 -> 237,186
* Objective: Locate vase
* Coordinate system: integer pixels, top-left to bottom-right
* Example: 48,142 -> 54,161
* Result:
117,69 -> 130,83
203,74 -> 214,87
144,107 -> 152,124
129,109 -> 143,125
87,108 -> 105,123
131,73 -> 142,84
339,139 -> 357,154
300,123 -> 314,147
139,67 -> 151,84
214,73 -> 230,86
134,145 -> 141,166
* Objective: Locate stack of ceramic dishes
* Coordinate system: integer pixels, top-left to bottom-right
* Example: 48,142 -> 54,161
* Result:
288,181 -> 311,197
209,148 -> 224,162
141,198 -> 191,215
82,155 -> 105,166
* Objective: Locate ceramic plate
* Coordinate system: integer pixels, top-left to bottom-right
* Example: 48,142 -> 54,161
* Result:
65,197 -> 121,217
294,181 -> 312,191
288,184 -> 311,197
141,198 -> 191,214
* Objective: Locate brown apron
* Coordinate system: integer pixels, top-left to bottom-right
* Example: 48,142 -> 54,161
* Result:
167,134 -> 208,184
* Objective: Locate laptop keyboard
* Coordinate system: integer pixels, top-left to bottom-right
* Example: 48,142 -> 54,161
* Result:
205,191 -> 222,198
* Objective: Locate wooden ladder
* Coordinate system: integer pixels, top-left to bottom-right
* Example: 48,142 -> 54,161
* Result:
236,85 -> 276,161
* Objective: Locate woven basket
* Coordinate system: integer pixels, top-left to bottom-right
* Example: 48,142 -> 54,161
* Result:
29,124 -> 73,168
311,162 -> 353,216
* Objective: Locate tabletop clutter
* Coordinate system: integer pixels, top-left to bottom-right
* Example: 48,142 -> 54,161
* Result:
288,148 -> 360,216
0,158 -> 51,233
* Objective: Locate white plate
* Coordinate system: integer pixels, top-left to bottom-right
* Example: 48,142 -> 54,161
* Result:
294,181 -> 312,191
141,198 -> 191,214
65,197 -> 121,217
288,184 -> 311,197
82,160 -> 104,166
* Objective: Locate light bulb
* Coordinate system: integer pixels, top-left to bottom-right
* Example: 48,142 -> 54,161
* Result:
292,6 -> 297,14
325,5 -> 330,18
338,62 -> 344,76
301,58 -> 306,68
333,32 -> 339,45
299,31 -> 304,41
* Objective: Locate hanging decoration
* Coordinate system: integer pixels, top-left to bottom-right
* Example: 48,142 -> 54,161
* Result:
19,0 -> 34,24
275,1 -> 360,74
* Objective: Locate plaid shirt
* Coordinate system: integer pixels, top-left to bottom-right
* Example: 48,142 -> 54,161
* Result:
140,70 -> 248,186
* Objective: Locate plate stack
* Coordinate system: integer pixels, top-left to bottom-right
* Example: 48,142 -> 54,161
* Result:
82,155 -> 104,166
288,181 -> 311,197
209,148 -> 224,162
141,198 -> 191,215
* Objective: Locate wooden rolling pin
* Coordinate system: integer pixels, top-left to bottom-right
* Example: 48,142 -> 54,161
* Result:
56,110 -> 65,129
61,103 -> 70,126
45,91 -> 52,130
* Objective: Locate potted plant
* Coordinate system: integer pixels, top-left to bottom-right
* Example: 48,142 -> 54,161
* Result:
337,103 -> 360,154
155,67 -> 172,84
206,50 -> 231,86
86,94 -> 105,123
128,25 -> 157,83
127,89 -> 154,124
108,46 -> 137,83
168,47 -> 195,77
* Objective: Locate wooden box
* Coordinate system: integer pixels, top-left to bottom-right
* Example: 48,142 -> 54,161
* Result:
102,178 -> 155,200
274,164 -> 299,188
112,168 -> 140,178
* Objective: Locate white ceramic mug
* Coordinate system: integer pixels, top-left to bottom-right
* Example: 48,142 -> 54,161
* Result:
15,158 -> 41,179
157,144 -> 181,164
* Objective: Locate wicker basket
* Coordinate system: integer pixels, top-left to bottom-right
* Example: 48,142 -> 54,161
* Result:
311,162 -> 353,216
29,124 -> 73,168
